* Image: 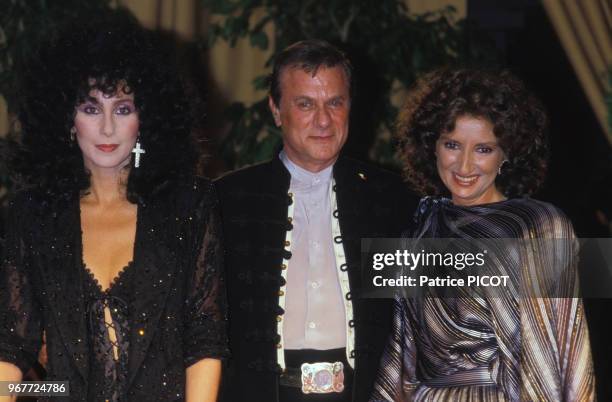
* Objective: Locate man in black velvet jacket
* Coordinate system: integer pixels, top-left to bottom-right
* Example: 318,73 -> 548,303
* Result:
216,40 -> 417,402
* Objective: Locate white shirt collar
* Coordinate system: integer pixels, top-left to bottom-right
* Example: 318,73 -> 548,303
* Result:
279,150 -> 334,187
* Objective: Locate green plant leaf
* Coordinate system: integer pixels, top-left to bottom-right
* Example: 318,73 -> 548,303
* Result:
252,74 -> 269,91
249,31 -> 268,49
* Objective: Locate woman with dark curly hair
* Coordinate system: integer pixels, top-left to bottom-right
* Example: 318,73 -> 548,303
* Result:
371,69 -> 594,401
0,13 -> 227,402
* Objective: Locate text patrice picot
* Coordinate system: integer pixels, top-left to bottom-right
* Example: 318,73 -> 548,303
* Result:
370,250 -> 510,288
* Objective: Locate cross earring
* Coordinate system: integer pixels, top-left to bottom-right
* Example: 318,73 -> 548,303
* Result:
132,136 -> 146,168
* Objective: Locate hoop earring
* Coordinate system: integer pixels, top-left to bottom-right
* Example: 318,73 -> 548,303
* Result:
131,135 -> 146,168
498,160 -> 509,175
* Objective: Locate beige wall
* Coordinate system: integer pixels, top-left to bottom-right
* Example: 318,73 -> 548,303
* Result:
118,0 -> 198,39
206,10 -> 275,104
407,0 -> 465,17
117,0 -> 275,103
119,0 -> 464,105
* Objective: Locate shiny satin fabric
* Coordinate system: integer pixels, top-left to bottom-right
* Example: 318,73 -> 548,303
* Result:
371,197 -> 595,402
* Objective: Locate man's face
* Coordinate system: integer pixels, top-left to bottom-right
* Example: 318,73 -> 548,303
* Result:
269,66 -> 350,172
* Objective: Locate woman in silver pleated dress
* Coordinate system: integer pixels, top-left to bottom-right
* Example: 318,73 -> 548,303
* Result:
371,69 -> 595,401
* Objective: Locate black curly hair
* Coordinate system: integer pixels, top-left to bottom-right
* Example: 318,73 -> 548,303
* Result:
397,68 -> 549,198
10,10 -> 197,205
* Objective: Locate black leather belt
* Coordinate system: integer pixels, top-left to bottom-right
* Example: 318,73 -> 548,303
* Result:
279,367 -> 302,388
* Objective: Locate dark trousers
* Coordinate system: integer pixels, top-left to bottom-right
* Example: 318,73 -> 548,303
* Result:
279,348 -> 354,402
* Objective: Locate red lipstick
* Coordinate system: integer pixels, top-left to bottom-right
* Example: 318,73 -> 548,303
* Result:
95,144 -> 119,152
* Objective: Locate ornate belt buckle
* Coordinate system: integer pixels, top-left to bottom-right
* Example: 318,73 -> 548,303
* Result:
300,361 -> 344,394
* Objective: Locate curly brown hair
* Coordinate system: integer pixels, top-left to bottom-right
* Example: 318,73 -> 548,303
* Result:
397,69 -> 548,198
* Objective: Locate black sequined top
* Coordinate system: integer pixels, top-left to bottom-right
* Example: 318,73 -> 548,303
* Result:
0,178 -> 229,401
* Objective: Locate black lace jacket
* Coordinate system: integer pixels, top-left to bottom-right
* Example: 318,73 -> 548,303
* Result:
0,178 -> 229,401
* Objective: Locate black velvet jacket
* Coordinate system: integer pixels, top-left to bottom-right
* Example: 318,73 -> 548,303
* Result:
216,156 -> 417,402
0,179 -> 228,401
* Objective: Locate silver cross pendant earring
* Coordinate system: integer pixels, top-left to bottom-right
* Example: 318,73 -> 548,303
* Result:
132,135 -> 146,168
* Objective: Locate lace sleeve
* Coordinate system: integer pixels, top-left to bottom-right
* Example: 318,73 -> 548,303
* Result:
0,198 -> 43,373
183,183 -> 230,368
